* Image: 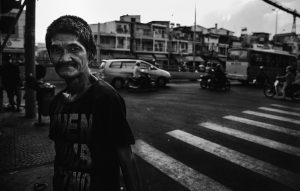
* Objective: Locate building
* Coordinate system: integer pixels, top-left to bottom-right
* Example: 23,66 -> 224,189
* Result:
90,15 -> 238,70
273,32 -> 300,56
1,8 -> 25,66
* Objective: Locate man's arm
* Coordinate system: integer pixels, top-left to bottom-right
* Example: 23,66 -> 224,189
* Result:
117,145 -> 142,191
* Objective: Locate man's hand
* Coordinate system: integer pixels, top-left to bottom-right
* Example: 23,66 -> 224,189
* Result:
117,145 -> 142,191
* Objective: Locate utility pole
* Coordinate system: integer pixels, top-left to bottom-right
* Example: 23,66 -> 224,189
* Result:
24,0 -> 36,118
272,9 -> 278,35
192,4 -> 196,72
96,23 -> 100,62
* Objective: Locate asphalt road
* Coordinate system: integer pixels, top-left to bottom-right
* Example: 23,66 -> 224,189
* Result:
118,82 -> 300,191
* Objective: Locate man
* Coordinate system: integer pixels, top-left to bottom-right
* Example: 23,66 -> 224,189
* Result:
292,68 -> 300,90
133,61 -> 142,78
214,64 -> 226,87
46,15 -> 141,191
1,55 -> 22,111
275,65 -> 295,98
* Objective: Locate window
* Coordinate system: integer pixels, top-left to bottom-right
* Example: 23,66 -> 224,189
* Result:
228,50 -> 248,61
140,62 -> 150,69
109,61 -> 122,68
123,61 -> 136,69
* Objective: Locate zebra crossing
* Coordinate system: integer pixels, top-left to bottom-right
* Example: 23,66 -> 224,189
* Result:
133,103 -> 300,191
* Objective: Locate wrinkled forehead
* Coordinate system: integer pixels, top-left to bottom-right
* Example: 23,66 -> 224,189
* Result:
50,33 -> 81,46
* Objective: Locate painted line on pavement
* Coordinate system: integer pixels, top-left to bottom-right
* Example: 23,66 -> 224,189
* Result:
223,115 -> 300,137
167,130 -> 300,190
243,110 -> 300,125
199,122 -> 300,157
133,139 -> 231,191
271,104 -> 300,111
258,107 -> 300,117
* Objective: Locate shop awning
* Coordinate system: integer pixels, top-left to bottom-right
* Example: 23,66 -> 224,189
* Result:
154,54 -> 168,61
184,56 -> 204,62
136,54 -> 154,61
2,48 -> 24,53
218,57 -> 227,63
173,55 -> 186,63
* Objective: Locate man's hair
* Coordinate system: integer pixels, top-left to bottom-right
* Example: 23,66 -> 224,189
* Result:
45,15 -> 96,60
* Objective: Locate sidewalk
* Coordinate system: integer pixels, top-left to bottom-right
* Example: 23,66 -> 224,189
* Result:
0,107 -> 54,191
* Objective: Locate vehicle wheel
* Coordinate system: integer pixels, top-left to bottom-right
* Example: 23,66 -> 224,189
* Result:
224,80 -> 231,91
112,78 -> 124,89
200,84 -> 207,89
156,77 -> 166,87
263,84 -> 275,98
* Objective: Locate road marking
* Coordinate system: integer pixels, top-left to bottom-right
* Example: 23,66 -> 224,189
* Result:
133,139 -> 231,191
167,130 -> 300,190
258,107 -> 300,117
223,115 -> 300,137
199,122 -> 300,157
243,110 -> 300,125
271,104 -> 300,111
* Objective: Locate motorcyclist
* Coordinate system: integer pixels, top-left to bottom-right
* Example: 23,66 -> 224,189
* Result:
132,61 -> 150,88
214,64 -> 226,87
292,68 -> 300,92
133,61 -> 142,78
275,65 -> 295,99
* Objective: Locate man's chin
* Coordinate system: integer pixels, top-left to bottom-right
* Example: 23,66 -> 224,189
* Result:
58,72 -> 80,80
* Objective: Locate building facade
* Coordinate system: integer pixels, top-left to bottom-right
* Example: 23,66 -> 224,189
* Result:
1,8 -> 26,66
90,15 -> 236,70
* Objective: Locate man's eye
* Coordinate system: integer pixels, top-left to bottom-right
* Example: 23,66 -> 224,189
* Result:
69,46 -> 81,52
50,46 -> 62,53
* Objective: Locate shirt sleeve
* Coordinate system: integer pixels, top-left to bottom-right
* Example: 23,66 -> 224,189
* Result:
93,89 -> 135,147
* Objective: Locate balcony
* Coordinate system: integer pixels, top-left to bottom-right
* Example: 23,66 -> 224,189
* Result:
100,44 -> 116,50
135,31 -> 153,39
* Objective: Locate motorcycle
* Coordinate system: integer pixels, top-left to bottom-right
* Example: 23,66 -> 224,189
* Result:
199,71 -> 230,91
126,72 -> 156,92
264,80 -> 300,100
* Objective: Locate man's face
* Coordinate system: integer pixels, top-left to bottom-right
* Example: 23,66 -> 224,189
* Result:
49,33 -> 90,80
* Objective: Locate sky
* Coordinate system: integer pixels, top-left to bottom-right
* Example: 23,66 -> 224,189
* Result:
35,0 -> 300,43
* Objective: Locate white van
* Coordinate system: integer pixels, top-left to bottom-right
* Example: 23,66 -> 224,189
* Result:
97,59 -> 171,89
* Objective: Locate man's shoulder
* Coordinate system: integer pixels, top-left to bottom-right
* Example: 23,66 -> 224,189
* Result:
90,79 -> 123,100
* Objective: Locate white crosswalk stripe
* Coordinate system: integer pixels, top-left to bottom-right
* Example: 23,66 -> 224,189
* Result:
259,107 -> 300,117
243,110 -> 300,125
133,139 -> 231,191
271,104 -> 300,111
133,103 -> 300,190
167,130 -> 300,191
223,115 -> 300,137
199,122 -> 300,157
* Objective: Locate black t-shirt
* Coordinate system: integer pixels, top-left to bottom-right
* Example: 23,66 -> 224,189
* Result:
49,77 -> 135,191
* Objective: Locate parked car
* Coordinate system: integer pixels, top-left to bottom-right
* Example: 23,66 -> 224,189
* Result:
96,59 -> 171,89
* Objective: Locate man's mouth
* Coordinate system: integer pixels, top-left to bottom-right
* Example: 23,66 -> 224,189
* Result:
57,62 -> 77,69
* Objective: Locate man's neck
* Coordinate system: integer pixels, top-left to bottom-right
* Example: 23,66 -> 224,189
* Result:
65,73 -> 91,95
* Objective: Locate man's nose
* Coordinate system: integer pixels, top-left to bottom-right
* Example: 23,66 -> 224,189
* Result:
59,50 -> 72,62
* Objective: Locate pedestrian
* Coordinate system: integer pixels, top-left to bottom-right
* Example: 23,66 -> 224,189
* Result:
1,55 -> 22,111
255,66 -> 269,86
45,15 -> 141,191
0,64 -> 3,111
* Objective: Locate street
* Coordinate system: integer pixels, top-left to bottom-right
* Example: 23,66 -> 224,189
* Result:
1,81 -> 300,191
121,82 -> 300,191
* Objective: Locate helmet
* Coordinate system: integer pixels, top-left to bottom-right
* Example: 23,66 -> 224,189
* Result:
286,66 -> 292,72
